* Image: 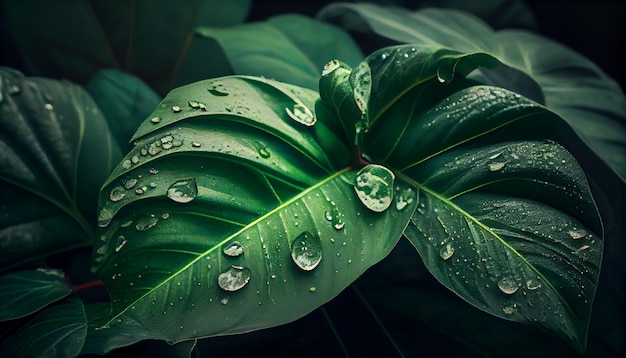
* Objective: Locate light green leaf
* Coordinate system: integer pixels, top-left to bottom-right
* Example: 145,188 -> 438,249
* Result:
91,75 -> 416,346
318,5 -> 626,182
195,14 -> 364,90
0,269 -> 72,321
0,297 -> 87,358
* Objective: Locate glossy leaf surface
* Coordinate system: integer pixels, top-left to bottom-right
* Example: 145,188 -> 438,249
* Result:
0,68 -> 119,270
0,297 -> 86,357
194,14 -> 363,90
93,76 -> 416,344
0,269 -> 72,321
318,5 -> 626,182
319,45 -> 602,353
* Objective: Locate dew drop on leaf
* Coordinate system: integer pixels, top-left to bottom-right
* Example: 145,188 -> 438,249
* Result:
526,278 -> 542,290
150,117 -> 161,124
285,103 -> 316,126
354,164 -> 395,213
167,179 -> 198,204
291,231 -> 323,271
122,160 -> 132,169
568,228 -> 586,240
124,178 -> 138,190
322,59 -> 341,76
351,62 -> 372,116
223,241 -> 244,257
172,105 -> 181,113
395,186 -> 415,211
218,266 -> 251,292
115,236 -> 127,252
489,162 -> 506,171
135,215 -> 159,231
109,186 -> 126,202
497,276 -> 519,295
439,243 -> 455,260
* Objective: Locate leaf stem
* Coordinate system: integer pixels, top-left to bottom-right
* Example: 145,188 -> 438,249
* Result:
73,280 -> 104,292
321,307 -> 350,358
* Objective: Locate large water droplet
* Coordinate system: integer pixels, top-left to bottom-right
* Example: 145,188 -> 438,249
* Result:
568,228 -> 586,240
351,62 -> 371,116
291,231 -> 323,271
489,162 -> 506,171
354,164 -> 394,213
135,215 -> 159,231
218,266 -> 251,292
439,243 -> 455,260
124,178 -> 138,190
167,179 -> 198,204
223,241 -> 244,257
497,276 -> 519,295
109,186 -> 126,202
286,103 -> 316,126
97,208 -> 114,228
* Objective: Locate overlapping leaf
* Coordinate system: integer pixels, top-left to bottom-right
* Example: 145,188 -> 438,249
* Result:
319,45 -> 602,353
92,76 -> 416,345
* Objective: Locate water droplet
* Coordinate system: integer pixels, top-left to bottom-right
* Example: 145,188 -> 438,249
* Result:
568,229 -> 586,240
489,162 -> 506,171
322,59 -> 341,76
334,221 -> 345,230
150,117 -> 161,124
45,103 -> 53,110
526,278 -> 542,290
192,142 -> 201,148
109,186 -> 126,202
351,62 -> 372,116
354,164 -> 395,213
502,305 -> 517,315
439,243 -> 455,260
131,156 -> 139,164
497,276 -> 519,295
122,160 -> 132,169
115,236 -> 127,252
223,241 -> 244,257
309,287 -> 316,293
167,179 -> 198,204
208,86 -> 228,96
172,105 -> 181,112
9,85 -> 20,95
218,266 -> 251,292
149,168 -> 159,175
123,178 -> 137,190
286,103 -> 316,126
136,215 -> 159,231
291,231 -> 323,271
221,297 -> 229,305
395,187 -> 415,211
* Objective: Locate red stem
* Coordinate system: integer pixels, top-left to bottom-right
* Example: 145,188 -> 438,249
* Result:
72,280 -> 104,292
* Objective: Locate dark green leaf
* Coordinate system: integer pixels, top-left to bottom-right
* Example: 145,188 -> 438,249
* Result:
91,75 -> 416,346
86,69 -> 161,153
318,5 -> 626,182
0,297 -> 87,358
0,268 -> 72,321
0,67 -> 119,270
195,14 -> 364,90
320,45 -> 602,353
3,0 -> 251,95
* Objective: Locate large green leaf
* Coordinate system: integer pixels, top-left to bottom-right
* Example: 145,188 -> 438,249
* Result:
0,268 -> 72,322
318,5 -> 626,183
3,0 -> 251,95
319,45 -> 602,353
194,14 -> 364,90
0,67 -> 119,270
0,297 -> 86,357
91,75 -> 416,347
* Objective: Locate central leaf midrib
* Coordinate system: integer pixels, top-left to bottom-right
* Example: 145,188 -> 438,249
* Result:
101,166 -> 353,327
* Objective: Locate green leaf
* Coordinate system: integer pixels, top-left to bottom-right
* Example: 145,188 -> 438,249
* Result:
3,0 -> 251,95
194,14 -> 364,90
91,75 -> 416,346
318,5 -> 626,183
320,45 -> 602,353
0,67 -> 120,270
86,69 -> 161,153
0,297 -> 87,357
0,268 -> 72,321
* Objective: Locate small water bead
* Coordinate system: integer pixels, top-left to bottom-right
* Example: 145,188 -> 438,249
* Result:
192,142 -> 201,148
497,276 -> 519,295
395,186 -> 415,211
124,178 -> 138,190
109,186 -> 126,202
223,241 -> 244,257
218,266 -> 251,292
150,117 -> 161,124
526,278 -> 542,290
135,215 -> 159,231
172,105 -> 182,113
291,231 -> 323,271
167,178 -> 198,204
114,236 -> 127,252
439,243 -> 455,260
149,168 -> 159,175
122,160 -> 132,169
208,83 -> 228,96
286,103 -> 316,126
354,164 -> 395,213
309,287 -> 316,293
489,162 -> 506,172
568,229 -> 586,240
